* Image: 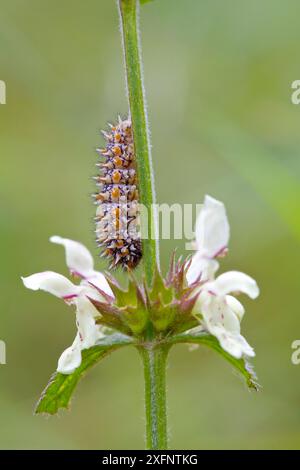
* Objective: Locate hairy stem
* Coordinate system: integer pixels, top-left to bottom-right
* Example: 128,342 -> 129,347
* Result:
118,0 -> 159,286
138,344 -> 169,450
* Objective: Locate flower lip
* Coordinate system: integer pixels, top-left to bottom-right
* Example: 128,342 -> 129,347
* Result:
57,334 -> 82,374
21,271 -> 80,298
209,271 -> 259,299
22,236 -> 113,375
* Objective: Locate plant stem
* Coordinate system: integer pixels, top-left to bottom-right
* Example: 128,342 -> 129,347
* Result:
138,344 -> 170,449
118,0 -> 159,287
118,0 -> 167,450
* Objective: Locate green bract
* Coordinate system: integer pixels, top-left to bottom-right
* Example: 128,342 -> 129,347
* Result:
36,258 -> 258,416
92,257 -> 199,338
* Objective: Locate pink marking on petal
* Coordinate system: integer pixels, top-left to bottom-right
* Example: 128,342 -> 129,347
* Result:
213,246 -> 228,259
70,270 -> 85,280
63,294 -> 78,304
87,282 -> 114,303
207,290 -> 216,296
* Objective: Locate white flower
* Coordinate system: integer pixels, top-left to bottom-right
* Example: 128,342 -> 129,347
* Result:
22,236 -> 113,374
186,195 -> 230,284
187,196 -> 259,359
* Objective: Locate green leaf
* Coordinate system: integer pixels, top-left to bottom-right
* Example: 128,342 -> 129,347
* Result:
140,0 -> 153,4
35,334 -> 133,415
169,332 -> 260,391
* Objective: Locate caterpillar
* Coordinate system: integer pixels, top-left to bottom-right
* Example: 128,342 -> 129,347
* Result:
94,117 -> 142,270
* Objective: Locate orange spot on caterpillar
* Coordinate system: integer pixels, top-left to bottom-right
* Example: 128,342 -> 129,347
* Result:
113,156 -> 123,167
111,186 -> 120,200
112,170 -> 121,184
112,146 -> 121,156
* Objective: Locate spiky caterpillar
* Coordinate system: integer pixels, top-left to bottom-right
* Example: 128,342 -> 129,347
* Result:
94,117 -> 142,269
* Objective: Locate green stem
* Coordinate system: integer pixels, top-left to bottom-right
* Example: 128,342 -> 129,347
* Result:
138,344 -> 169,450
118,0 -> 159,286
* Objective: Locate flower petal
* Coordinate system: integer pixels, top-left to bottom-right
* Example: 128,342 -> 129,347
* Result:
50,235 -> 113,297
50,236 -> 94,277
195,195 -> 230,258
196,290 -> 255,358
186,252 -> 219,285
199,291 -> 241,334
21,271 -> 79,299
210,271 -> 259,299
226,295 -> 245,321
85,272 -> 114,297
75,296 -> 104,349
211,326 -> 255,358
57,296 -> 105,375
57,334 -> 82,374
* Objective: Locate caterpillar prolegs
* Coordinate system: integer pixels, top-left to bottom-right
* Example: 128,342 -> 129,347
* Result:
94,117 -> 142,269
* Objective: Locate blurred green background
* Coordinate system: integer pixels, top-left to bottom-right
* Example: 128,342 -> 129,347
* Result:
1,0 -> 300,450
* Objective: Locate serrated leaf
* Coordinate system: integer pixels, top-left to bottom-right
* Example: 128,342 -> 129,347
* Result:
35,334 -> 133,415
170,332 -> 260,391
